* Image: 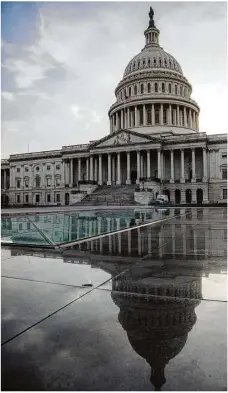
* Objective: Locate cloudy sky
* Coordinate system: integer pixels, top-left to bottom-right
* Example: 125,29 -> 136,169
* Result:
1,1 -> 227,157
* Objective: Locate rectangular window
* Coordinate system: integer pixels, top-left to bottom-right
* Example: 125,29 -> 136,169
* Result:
17,168 -> 20,172
35,194 -> 40,203
25,179 -> 29,188
16,180 -> 21,188
56,164 -> 60,170
19,223 -> 22,230
47,194 -> 51,203
25,167 -> 29,172
46,178 -> 51,186
56,193 -> 60,202
16,195 -> 20,203
223,189 -> 227,200
222,170 -> 227,180
47,165 -> 51,170
25,194 -> 29,203
56,177 -> 61,186
27,222 -> 30,230
222,153 -> 227,158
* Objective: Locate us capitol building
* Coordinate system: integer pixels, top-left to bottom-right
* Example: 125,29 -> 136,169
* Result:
1,7 -> 227,206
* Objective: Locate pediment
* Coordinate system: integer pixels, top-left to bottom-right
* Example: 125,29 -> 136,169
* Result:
91,129 -> 153,148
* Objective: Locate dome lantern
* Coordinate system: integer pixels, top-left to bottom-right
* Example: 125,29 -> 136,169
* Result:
144,6 -> 160,47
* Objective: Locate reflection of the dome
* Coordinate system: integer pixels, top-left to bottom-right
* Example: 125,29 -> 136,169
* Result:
111,270 -> 201,391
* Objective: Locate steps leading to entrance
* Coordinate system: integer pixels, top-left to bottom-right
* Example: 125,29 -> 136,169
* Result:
80,184 -> 137,205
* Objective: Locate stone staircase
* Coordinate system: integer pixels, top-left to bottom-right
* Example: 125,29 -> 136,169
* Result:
80,184 -> 137,205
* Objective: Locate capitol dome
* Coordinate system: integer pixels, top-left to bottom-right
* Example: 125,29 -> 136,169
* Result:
108,7 -> 200,136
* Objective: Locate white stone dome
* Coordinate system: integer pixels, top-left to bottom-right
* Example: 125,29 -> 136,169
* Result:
124,46 -> 183,78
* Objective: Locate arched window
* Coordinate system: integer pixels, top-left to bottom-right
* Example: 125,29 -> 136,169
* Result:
129,86 -> 131,97
147,83 -> 151,93
140,84 -> 144,94
175,85 -> 177,94
133,62 -> 136,69
169,83 -> 172,93
139,107 -> 143,125
134,85 -> 137,95
35,175 -> 41,188
148,58 -> 151,67
164,59 -> 167,66
147,107 -> 152,124
159,58 -> 162,66
143,59 -> 145,67
154,58 -> 156,65
155,107 -> 160,124
138,61 -> 140,68
169,60 -> 172,67
155,83 -> 158,93
162,83 -> 165,93
180,86 -> 182,95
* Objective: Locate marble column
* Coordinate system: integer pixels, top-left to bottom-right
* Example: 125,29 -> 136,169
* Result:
78,158 -> 81,182
184,107 -> 187,127
203,147 -> 208,182
70,159 -> 73,186
157,150 -> 161,179
94,158 -> 98,182
112,156 -> 116,184
170,150 -> 174,183
127,108 -> 130,129
189,109 -> 193,129
107,154 -> 112,185
90,156 -> 93,181
98,154 -> 102,185
116,152 -> 121,185
168,104 -> 172,125
120,110 -> 123,129
135,106 -> 138,127
191,148 -> 196,182
177,106 -> 180,126
180,149 -> 185,183
126,152 -> 131,184
160,104 -> 164,125
196,114 -> 199,131
147,150 -> 151,179
140,155 -> 144,177
86,158 -> 89,181
152,104 -> 155,125
136,151 -> 141,183
143,105 -> 146,126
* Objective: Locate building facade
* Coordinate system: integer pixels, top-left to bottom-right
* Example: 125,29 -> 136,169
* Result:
1,8 -> 227,206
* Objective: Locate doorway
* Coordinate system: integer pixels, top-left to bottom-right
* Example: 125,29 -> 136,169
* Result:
186,189 -> 192,204
175,189 -> 181,204
197,189 -> 203,204
65,193 -> 69,205
131,170 -> 137,184
163,189 -> 170,201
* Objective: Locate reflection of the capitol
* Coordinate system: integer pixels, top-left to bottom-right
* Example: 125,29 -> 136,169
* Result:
111,270 -> 201,391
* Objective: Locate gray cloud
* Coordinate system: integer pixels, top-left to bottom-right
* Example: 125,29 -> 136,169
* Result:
2,1 -> 227,157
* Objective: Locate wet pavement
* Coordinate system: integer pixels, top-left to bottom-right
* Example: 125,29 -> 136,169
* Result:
1,207 -> 227,391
